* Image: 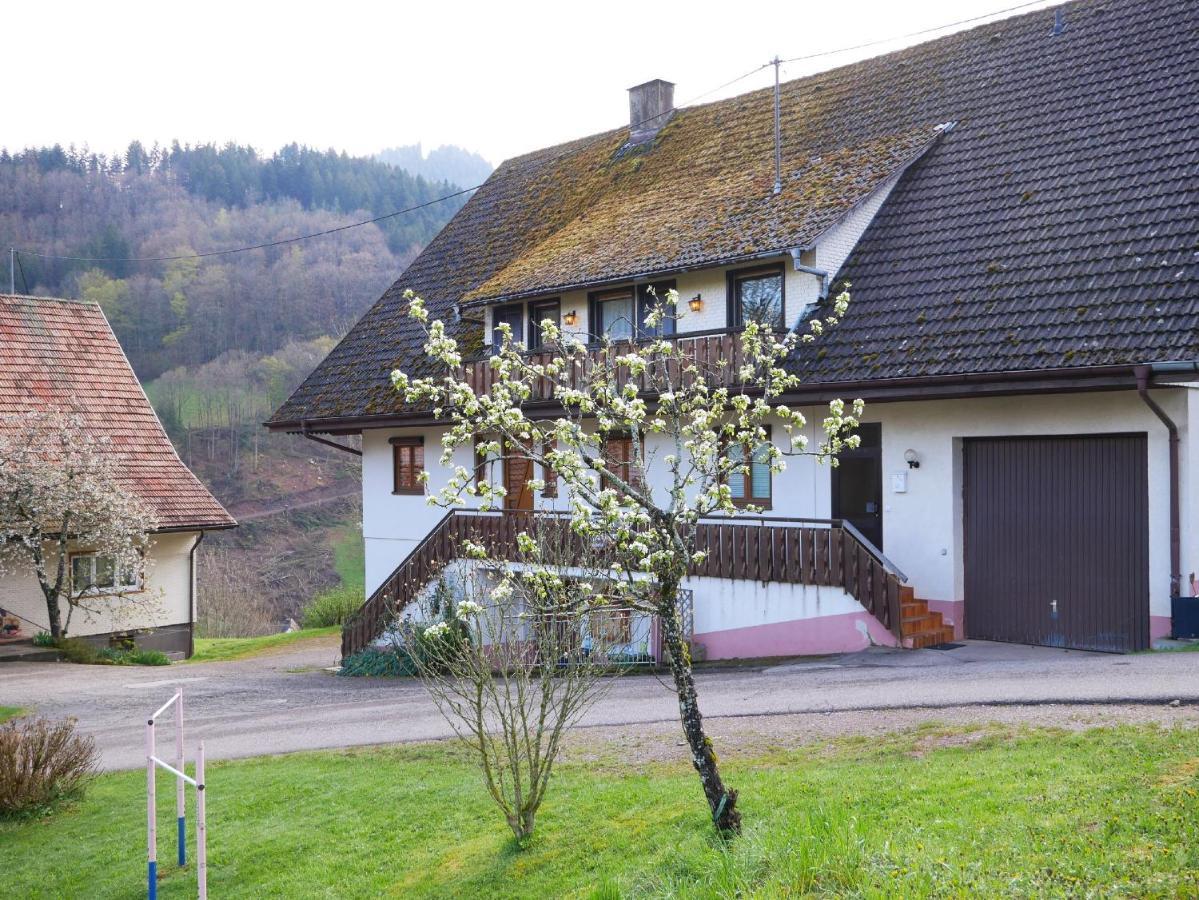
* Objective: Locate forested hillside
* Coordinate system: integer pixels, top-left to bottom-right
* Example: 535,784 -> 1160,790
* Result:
1,139 -> 486,635
0,141 -> 470,379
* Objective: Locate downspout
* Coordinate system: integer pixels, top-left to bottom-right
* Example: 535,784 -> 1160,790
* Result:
187,531 -> 205,658
1134,365 -> 1181,598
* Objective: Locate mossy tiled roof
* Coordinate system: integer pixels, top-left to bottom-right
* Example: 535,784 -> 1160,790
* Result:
271,0 -> 1199,428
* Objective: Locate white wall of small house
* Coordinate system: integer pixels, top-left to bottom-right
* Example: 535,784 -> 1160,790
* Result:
0,531 -> 198,637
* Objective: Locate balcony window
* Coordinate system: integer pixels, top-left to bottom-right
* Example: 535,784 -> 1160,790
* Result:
636,280 -> 677,338
729,265 -> 785,330
590,289 -> 635,342
527,299 -> 560,350
492,302 -> 524,352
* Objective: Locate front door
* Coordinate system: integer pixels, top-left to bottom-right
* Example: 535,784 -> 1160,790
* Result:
831,423 -> 883,549
503,444 -> 535,512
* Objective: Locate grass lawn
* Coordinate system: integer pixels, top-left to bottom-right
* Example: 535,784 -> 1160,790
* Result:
0,706 -> 26,723
2,723 -> 1197,897
185,627 -> 339,664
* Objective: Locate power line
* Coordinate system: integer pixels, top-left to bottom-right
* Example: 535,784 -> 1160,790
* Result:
780,0 -> 1052,66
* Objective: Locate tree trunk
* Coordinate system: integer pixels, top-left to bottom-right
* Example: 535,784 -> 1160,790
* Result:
658,579 -> 741,834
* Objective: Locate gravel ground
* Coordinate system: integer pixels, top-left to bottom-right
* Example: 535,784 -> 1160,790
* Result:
4,635 -> 1198,770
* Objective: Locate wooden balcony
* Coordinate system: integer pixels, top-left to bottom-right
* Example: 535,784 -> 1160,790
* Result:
461,330 -> 769,401
340,510 -> 909,660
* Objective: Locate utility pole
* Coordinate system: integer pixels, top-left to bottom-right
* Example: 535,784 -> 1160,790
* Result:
772,56 -> 782,195
9,248 -> 14,295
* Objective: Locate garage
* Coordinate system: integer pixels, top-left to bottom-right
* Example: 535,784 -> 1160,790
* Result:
963,434 -> 1149,652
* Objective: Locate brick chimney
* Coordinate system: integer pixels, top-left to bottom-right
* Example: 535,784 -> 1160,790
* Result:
627,79 -> 675,145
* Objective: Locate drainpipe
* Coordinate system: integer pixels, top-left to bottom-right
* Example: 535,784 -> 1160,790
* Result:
1134,365 -> 1181,598
187,532 -> 205,658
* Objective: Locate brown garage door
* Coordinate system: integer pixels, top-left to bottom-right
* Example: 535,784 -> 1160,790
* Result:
963,434 -> 1149,652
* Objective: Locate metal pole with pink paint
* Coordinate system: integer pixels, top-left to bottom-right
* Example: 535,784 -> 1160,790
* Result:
145,688 -> 208,899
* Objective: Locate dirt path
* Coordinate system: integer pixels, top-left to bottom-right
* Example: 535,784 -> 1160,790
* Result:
227,486 -> 358,522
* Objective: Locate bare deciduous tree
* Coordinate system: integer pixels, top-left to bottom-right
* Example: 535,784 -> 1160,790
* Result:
397,519 -> 638,843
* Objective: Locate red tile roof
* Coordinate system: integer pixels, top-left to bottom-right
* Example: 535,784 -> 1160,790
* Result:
0,295 -> 236,531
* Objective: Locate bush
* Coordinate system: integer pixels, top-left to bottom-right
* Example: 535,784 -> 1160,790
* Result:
339,646 -> 418,677
301,585 -> 362,629
32,631 -> 55,647
0,717 -> 98,817
56,639 -> 170,666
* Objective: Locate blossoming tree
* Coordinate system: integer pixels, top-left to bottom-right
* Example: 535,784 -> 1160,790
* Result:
0,411 -> 159,639
393,288 -> 861,833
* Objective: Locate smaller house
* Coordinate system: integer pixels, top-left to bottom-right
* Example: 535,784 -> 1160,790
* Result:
0,294 -> 235,656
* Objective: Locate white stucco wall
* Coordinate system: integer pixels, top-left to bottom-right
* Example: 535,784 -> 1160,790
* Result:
0,531 -> 198,637
363,387 -> 1189,640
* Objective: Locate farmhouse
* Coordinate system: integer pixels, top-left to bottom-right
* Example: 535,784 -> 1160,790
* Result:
270,0 -> 1198,658
0,294 -> 235,656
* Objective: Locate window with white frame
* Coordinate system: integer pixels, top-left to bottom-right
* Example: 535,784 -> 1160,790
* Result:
70,552 -> 141,595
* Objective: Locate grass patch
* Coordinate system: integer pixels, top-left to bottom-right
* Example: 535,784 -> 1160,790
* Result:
1,725 -> 1197,897
0,707 -> 27,724
186,627 -> 339,664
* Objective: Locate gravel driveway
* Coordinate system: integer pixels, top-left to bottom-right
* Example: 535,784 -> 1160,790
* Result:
4,637 -> 1198,770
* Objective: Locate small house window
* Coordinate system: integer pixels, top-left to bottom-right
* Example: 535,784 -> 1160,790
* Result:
726,426 -> 773,508
70,552 -> 140,595
391,437 -> 425,495
492,303 -> 524,352
729,265 -> 785,330
590,289 -> 635,342
527,299 -> 560,350
636,281 -> 677,338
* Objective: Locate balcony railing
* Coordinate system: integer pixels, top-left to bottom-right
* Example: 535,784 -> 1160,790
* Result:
462,330 -> 765,401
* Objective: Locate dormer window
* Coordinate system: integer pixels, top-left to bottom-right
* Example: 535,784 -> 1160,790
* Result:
729,265 -> 785,330
492,302 -> 524,352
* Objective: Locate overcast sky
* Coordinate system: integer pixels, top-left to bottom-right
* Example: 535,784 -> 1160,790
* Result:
11,0 -> 1062,166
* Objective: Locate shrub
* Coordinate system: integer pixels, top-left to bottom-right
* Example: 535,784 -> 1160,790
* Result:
338,646 -> 418,677
301,585 -> 362,629
54,637 -> 99,665
32,631 -> 55,647
126,649 -> 170,666
0,717 -> 98,817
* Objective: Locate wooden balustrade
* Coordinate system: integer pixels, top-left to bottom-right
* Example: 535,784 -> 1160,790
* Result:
340,510 -> 905,660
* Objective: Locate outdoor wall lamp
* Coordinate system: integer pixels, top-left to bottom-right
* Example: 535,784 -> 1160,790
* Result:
563,310 -> 578,326
689,293 -> 703,312
904,448 -> 921,469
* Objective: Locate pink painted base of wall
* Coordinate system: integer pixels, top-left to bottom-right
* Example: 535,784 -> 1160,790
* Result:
693,610 -> 898,660
1150,615 -> 1173,642
926,599 -> 965,641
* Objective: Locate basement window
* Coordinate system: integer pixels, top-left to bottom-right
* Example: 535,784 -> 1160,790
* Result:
390,436 -> 425,495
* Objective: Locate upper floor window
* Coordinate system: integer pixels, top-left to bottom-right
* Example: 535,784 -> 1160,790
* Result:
71,552 -> 140,595
492,303 -> 524,352
590,289 -> 635,342
726,426 -> 773,508
636,281 -> 677,338
527,298 -> 560,350
729,265 -> 785,330
391,436 -> 425,495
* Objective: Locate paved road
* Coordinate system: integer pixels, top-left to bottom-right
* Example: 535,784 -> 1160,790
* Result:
4,637 -> 1197,770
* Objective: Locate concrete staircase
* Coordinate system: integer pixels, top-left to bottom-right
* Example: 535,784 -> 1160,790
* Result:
898,585 -> 955,649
